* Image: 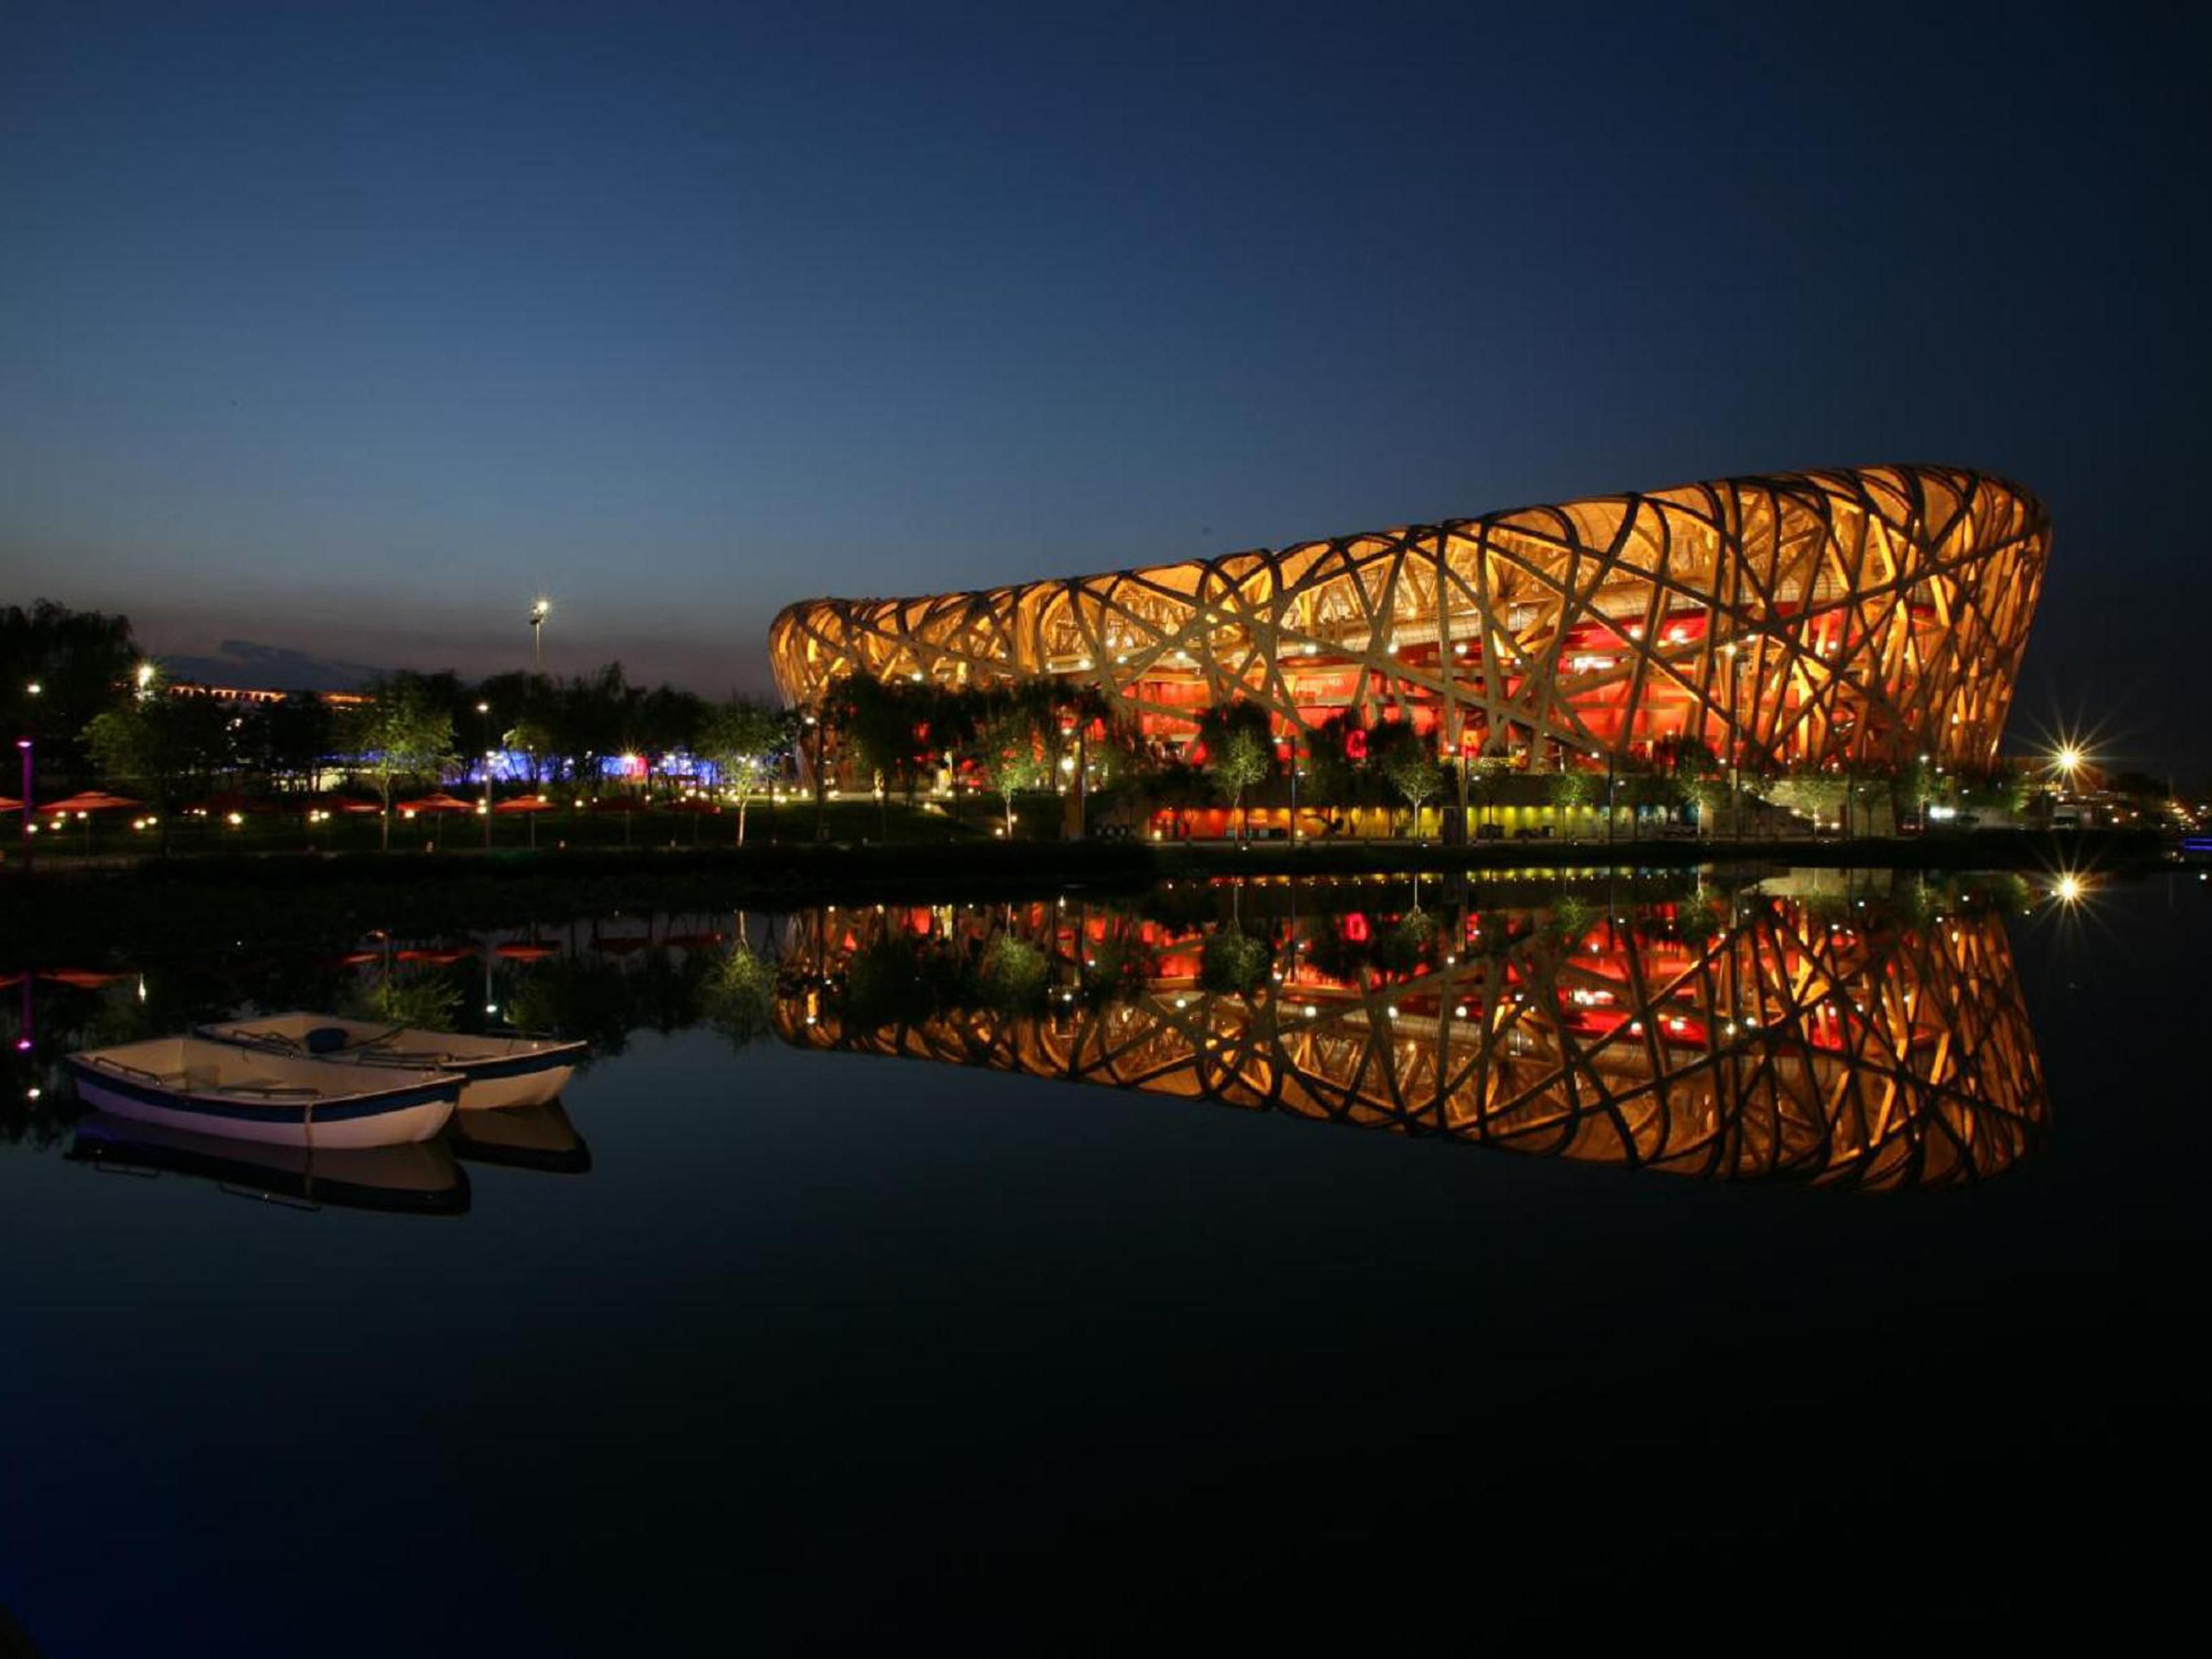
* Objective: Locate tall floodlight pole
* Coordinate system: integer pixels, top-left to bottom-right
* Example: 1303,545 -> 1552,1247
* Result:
530,597 -> 550,673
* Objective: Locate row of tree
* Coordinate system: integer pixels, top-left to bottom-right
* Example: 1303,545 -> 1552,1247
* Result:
808,672 -> 2043,841
10,598 -> 2055,849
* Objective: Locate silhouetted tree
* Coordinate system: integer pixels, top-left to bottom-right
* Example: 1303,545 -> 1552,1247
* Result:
1195,699 -> 1275,841
338,675 -> 458,850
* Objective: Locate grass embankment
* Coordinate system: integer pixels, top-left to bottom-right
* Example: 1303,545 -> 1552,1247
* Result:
0,828 -> 2171,969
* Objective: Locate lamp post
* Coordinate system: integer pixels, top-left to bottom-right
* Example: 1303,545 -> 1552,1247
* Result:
808,711 -> 827,842
15,737 -> 30,873
476,702 -> 494,849
529,598 -> 550,673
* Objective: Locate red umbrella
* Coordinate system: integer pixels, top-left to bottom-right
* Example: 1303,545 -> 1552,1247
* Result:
494,942 -> 561,961
301,793 -> 382,815
395,793 -> 476,815
0,795 -> 21,813
493,794 -> 559,813
397,946 -> 476,965
41,791 -> 142,852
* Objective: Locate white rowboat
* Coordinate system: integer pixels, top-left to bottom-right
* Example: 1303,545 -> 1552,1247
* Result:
195,1013 -> 587,1111
65,1037 -> 461,1149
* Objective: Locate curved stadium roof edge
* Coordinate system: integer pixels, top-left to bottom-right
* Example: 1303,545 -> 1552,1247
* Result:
768,462 -> 2049,772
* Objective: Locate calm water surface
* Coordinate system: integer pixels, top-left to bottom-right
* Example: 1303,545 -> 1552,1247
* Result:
2,868 -> 2204,1646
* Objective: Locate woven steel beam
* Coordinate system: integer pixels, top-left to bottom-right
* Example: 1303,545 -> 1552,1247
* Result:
768,463 -> 2047,770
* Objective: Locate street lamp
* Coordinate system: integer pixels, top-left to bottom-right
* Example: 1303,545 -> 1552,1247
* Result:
15,737 -> 30,873
529,597 -> 550,673
476,702 -> 494,848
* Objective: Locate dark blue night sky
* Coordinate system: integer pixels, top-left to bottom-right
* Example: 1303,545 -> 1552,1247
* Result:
3,2 -> 2206,773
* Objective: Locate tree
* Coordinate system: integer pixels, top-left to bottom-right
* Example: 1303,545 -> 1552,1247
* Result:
250,693 -> 332,794
970,697 -> 1051,837
82,682 -> 235,848
1369,722 -> 1446,841
1303,710 -> 1367,822
546,663 -> 636,793
827,674 -> 927,818
339,675 -> 457,850
3,599 -> 141,785
627,684 -> 708,800
1048,682 -> 1121,836
1962,761 -> 2032,817
1548,767 -> 1596,834
698,695 -> 791,845
1195,700 -> 1275,841
504,716 -> 556,785
1763,769 -> 1847,834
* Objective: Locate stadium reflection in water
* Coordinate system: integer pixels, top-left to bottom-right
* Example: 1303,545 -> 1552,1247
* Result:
773,879 -> 2045,1191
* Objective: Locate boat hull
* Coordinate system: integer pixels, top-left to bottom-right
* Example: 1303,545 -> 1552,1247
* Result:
454,1057 -> 577,1111
67,1068 -> 457,1149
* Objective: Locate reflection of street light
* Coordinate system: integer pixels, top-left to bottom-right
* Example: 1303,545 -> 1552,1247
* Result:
529,597 -> 550,671
2055,873 -> 2086,904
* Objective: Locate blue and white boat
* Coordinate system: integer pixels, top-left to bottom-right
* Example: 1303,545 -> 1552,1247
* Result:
65,1036 -> 461,1149
194,1013 -> 587,1111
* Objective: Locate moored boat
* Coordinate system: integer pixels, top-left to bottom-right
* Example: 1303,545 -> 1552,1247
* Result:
65,1036 -> 461,1148
195,1012 -> 587,1111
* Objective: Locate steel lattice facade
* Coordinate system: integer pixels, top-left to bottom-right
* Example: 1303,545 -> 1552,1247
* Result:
769,463 -> 2047,770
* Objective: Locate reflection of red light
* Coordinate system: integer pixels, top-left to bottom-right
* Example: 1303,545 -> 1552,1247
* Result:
14,1039 -> 29,1052
1345,730 -> 1368,761
1344,913 -> 1369,942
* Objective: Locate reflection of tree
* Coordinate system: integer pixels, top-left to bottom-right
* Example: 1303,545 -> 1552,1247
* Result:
501,956 -> 653,1057
703,947 -> 778,1049
1080,934 -> 1154,1003
345,972 -> 463,1032
1198,929 -> 1270,996
978,938 -> 1049,1015
1373,909 -> 1437,976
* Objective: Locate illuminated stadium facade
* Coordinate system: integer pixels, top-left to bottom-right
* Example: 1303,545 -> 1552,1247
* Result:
768,463 -> 2047,772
